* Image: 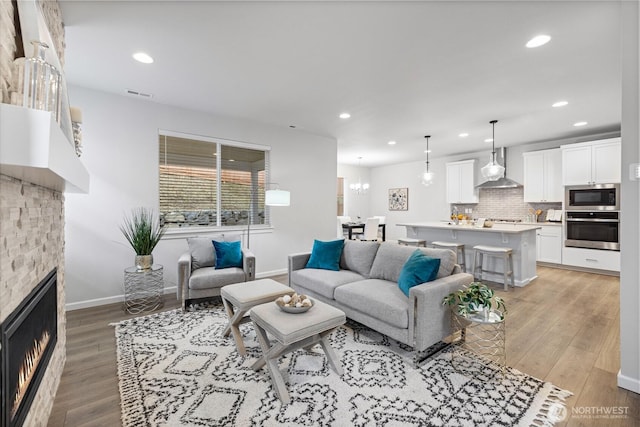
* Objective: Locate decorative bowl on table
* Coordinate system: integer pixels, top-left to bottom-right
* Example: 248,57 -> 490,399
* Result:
275,293 -> 313,314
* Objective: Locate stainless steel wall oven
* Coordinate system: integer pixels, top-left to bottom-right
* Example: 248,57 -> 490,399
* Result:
565,210 -> 620,251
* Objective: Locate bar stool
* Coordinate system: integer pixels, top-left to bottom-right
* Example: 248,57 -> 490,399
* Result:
398,238 -> 427,247
472,245 -> 514,291
431,241 -> 466,272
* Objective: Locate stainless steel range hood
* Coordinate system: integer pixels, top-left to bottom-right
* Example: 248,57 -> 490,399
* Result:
476,147 -> 522,189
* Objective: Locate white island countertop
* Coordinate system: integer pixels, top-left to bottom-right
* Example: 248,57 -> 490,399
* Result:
398,221 -> 540,287
397,221 -> 542,234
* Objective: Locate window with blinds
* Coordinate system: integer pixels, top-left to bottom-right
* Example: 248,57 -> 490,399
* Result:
159,133 -> 269,228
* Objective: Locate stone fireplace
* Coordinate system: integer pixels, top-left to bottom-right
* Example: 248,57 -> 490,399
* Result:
0,174 -> 66,426
1,1 -> 83,422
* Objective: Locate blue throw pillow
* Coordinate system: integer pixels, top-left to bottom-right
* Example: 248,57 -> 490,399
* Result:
213,240 -> 243,269
306,239 -> 345,271
398,249 -> 441,296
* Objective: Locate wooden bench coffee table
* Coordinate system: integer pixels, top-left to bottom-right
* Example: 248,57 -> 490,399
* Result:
220,278 -> 294,356
250,299 -> 346,403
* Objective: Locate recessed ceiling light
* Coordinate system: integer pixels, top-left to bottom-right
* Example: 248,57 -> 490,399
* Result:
339,112 -> 351,119
132,52 -> 154,64
484,138 -> 493,143
552,101 -> 569,107
424,149 -> 432,154
573,121 -> 588,127
388,140 -> 396,145
459,133 -> 469,138
526,35 -> 551,48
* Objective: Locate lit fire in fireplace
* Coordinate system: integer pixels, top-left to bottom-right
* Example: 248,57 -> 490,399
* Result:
10,330 -> 51,420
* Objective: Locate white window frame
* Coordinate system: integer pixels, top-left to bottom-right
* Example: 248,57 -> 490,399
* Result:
158,129 -> 272,237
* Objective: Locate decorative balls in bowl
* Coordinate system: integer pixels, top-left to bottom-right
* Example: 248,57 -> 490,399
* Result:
275,293 -> 313,313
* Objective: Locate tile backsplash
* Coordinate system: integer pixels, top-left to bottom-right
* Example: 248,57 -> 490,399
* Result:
452,187 -> 562,221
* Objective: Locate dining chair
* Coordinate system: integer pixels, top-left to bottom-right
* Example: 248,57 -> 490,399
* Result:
373,215 -> 386,224
337,215 -> 352,224
358,217 -> 380,241
373,216 -> 386,240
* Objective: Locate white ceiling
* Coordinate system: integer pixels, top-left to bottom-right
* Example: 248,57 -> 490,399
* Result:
59,0 -> 622,167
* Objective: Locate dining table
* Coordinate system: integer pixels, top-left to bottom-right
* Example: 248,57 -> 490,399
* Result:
342,222 -> 386,241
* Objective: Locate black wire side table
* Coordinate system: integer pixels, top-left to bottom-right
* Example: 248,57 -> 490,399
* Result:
450,309 -> 506,373
124,264 -> 164,314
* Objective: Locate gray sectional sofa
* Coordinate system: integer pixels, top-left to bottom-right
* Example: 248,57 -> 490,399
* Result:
288,240 -> 474,353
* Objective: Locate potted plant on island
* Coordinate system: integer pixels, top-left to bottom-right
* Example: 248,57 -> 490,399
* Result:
442,282 -> 507,321
120,207 -> 166,271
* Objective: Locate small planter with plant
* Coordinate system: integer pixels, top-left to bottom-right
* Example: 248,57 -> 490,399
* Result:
120,207 -> 166,270
442,282 -> 507,322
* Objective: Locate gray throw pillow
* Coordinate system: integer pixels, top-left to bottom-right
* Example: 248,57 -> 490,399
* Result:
369,243 -> 417,282
420,247 -> 457,278
187,235 -> 224,270
224,233 -> 242,242
339,240 -> 380,277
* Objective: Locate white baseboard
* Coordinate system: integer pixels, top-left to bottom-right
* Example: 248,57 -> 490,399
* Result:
617,370 -> 640,393
256,268 -> 287,279
64,272 -> 288,311
66,286 -> 177,311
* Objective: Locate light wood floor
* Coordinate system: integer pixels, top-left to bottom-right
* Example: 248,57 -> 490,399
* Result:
48,267 -> 639,426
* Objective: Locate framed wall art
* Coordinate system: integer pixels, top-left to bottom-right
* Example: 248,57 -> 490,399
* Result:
388,188 -> 408,211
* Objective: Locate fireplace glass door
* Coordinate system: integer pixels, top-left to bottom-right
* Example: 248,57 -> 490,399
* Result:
1,269 -> 58,427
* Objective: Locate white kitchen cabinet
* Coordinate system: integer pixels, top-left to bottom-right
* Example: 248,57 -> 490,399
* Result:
536,225 -> 562,264
561,138 -> 621,185
446,160 -> 478,204
523,148 -> 562,202
562,247 -> 620,272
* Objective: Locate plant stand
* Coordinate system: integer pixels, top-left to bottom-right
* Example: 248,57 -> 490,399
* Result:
450,309 -> 506,373
123,264 -> 164,314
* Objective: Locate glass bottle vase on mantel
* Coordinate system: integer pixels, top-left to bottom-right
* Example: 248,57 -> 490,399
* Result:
20,41 -> 62,122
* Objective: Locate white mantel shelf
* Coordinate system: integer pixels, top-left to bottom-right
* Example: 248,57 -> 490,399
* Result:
0,103 -> 89,193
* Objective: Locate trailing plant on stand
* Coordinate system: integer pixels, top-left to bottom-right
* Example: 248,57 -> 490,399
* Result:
120,207 -> 166,270
442,282 -> 507,321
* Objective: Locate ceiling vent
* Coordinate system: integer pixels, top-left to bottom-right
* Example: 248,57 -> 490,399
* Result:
125,89 -> 154,99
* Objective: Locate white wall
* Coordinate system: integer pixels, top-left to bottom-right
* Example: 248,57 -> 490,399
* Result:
337,163 -> 371,220
369,159 -> 448,241
64,86 -> 337,308
618,0 -> 640,394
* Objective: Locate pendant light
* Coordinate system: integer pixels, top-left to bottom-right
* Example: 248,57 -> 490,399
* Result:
349,157 -> 370,194
421,135 -> 434,186
481,119 -> 505,181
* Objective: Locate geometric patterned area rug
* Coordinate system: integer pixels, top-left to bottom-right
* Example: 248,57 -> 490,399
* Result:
113,303 -> 572,426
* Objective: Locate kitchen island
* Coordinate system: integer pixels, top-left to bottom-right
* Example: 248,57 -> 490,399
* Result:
398,222 -> 541,287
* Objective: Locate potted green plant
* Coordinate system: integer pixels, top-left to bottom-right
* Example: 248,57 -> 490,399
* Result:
120,207 -> 166,270
442,282 -> 507,321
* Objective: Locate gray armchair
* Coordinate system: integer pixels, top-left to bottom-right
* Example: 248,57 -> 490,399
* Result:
178,235 -> 255,310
